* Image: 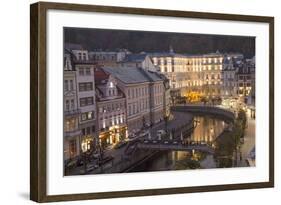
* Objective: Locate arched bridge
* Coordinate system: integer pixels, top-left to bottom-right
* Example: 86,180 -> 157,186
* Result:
171,105 -> 235,122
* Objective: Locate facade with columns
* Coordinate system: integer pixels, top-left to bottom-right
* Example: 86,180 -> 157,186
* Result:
150,50 -> 224,98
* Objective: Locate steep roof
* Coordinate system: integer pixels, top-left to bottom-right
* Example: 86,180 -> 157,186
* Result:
103,67 -> 163,84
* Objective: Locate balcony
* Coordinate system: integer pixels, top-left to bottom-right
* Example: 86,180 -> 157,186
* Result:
64,109 -> 81,116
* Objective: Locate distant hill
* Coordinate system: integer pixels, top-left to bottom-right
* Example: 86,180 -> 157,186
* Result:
64,27 -> 255,58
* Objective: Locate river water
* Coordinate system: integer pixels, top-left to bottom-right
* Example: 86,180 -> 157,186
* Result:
130,115 -> 226,172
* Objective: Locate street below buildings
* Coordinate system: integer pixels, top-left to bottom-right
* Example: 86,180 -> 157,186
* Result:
66,105 -> 255,175
237,115 -> 256,167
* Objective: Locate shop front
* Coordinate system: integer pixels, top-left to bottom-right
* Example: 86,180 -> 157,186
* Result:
99,125 -> 127,148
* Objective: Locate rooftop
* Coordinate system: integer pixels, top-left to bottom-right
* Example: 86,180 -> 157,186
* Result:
103,67 -> 163,84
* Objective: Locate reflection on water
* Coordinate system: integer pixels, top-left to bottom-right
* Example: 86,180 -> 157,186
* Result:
130,116 -> 226,172
191,116 -> 226,143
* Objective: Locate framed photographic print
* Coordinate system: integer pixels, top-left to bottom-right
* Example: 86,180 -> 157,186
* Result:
30,1 -> 274,202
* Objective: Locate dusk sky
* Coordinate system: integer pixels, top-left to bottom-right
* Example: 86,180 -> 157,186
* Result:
64,27 -> 255,58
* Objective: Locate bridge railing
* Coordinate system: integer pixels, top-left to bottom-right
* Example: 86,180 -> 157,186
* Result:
137,140 -> 215,154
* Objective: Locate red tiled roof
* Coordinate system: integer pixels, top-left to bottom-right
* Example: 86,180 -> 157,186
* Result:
94,68 -> 109,84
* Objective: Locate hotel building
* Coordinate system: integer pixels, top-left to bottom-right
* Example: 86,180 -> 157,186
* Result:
150,49 -> 224,98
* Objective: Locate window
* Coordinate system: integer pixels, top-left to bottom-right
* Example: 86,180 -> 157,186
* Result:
64,80 -> 68,91
81,113 -> 87,121
79,68 -> 84,76
128,89 -> 131,99
81,111 -> 94,121
86,127 -> 91,134
87,112 -> 92,119
85,67 -> 91,75
65,118 -> 76,132
79,82 -> 93,92
82,53 -> 87,60
88,97 -> 93,105
86,82 -> 92,91
129,105 -> 132,116
78,53 -> 82,60
79,97 -> 94,107
80,98 -> 86,107
69,140 -> 77,157
69,80 -> 73,90
79,83 -> 85,91
70,99 -> 75,109
65,100 -> 70,110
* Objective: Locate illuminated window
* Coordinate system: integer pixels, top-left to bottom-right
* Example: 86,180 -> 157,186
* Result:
88,112 -> 92,119
69,139 -> 77,157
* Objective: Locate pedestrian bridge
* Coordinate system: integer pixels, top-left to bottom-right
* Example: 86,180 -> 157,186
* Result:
137,140 -> 215,154
171,105 -> 235,122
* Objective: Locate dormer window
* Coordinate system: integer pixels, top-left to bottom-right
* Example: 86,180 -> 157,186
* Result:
78,53 -> 82,60
82,53 -> 86,60
109,82 -> 114,88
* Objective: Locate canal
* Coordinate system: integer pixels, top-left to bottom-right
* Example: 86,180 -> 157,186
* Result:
130,115 -> 227,172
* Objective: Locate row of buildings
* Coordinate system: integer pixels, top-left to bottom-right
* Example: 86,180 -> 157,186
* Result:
89,46 -> 255,102
63,44 -> 255,161
63,44 -> 170,161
